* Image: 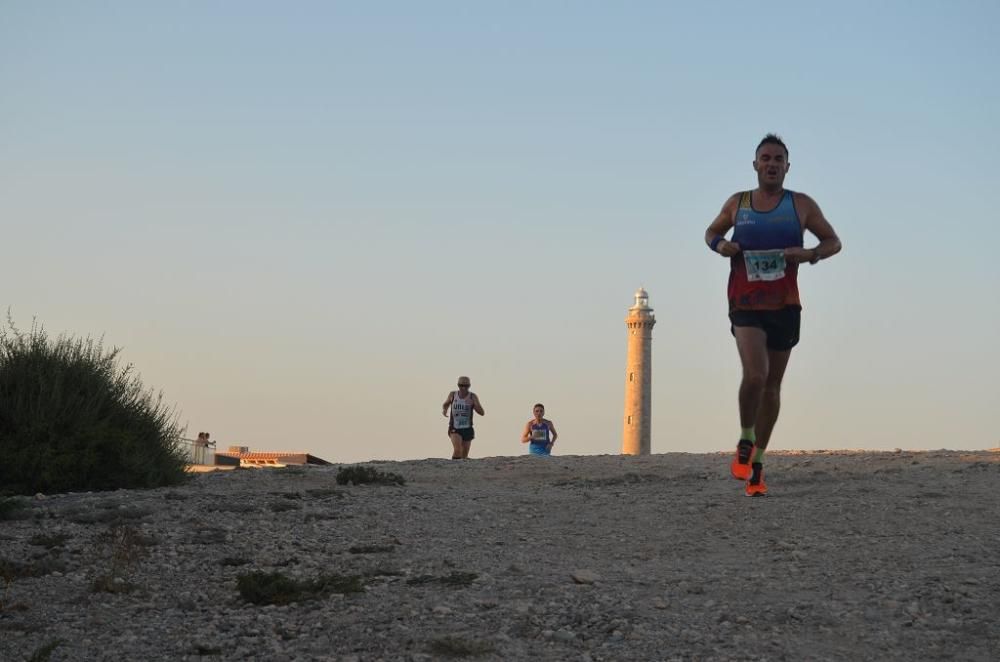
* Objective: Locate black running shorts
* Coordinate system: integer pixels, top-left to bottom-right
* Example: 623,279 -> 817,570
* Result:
448,427 -> 475,442
729,306 -> 801,351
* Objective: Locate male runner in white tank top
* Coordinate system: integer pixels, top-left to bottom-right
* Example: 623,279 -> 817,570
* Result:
442,376 -> 485,459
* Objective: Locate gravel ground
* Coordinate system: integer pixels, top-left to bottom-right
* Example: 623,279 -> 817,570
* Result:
1,450 -> 999,661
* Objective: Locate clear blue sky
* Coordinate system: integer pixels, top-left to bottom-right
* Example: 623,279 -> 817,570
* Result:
2,1 -> 997,463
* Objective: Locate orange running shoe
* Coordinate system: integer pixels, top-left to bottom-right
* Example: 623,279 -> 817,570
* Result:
745,462 -> 767,497
730,439 -> 754,480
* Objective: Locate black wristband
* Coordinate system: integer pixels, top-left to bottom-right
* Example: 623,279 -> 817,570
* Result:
709,236 -> 725,252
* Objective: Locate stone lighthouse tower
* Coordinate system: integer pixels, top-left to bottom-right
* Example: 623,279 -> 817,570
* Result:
622,287 -> 655,455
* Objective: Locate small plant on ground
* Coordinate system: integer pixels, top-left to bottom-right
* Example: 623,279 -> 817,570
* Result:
28,532 -> 71,549
208,502 -> 257,514
0,556 -> 67,582
305,488 -> 344,499
194,644 -> 223,656
26,639 -> 64,662
220,557 -> 251,567
67,504 -> 152,525
190,527 -> 228,545
269,500 -> 302,513
348,544 -> 395,554
0,496 -> 28,520
1,554 -> 65,613
407,571 -> 478,587
0,575 -> 12,613
236,570 -> 364,605
426,636 -> 495,658
335,465 -> 405,486
303,510 -> 344,522
268,491 -> 302,499
91,523 -> 149,594
363,566 -> 404,578
236,571 -> 303,605
313,573 -> 365,594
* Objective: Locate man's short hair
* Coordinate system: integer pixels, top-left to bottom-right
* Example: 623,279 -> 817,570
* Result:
756,133 -> 788,159
533,403 -> 545,411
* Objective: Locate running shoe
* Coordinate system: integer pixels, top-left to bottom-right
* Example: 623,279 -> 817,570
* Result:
745,462 -> 767,497
730,439 -> 754,480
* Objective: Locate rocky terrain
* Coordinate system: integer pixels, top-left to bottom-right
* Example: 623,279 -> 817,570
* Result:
1,450 -> 999,661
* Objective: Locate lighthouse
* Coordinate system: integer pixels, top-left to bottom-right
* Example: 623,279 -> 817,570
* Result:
622,287 -> 655,455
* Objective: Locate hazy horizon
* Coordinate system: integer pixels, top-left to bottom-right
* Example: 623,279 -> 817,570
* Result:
3,2 -> 997,464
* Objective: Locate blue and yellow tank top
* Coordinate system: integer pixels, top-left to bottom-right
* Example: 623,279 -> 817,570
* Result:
529,422 -> 550,445
728,190 -> 804,311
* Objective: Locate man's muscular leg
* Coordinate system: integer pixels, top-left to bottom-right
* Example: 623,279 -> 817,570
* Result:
754,349 -> 791,453
735,326 -> 769,433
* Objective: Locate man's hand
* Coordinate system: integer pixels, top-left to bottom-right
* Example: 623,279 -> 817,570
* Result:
783,247 -> 816,264
718,240 -> 741,257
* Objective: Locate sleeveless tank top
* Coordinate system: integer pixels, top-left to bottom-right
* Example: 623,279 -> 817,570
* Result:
529,422 -> 550,445
728,190 -> 803,311
450,392 -> 474,429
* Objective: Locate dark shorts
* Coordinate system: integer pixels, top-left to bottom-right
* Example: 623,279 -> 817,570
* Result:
449,427 -> 475,442
729,306 -> 801,351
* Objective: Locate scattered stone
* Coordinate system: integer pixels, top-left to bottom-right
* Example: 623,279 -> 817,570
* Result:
1,453 -> 998,661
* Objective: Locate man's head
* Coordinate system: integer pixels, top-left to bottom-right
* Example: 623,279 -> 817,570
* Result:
457,377 -> 471,392
754,133 -> 790,189
532,403 -> 545,417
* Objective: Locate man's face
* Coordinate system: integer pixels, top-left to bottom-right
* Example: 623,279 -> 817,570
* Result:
753,144 -> 789,187
533,406 -> 544,418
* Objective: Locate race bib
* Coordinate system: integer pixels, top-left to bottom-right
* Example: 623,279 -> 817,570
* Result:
743,250 -> 786,282
531,428 -> 547,441
452,401 -> 472,428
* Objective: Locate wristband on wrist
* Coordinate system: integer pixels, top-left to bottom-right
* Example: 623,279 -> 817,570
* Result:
709,236 -> 725,252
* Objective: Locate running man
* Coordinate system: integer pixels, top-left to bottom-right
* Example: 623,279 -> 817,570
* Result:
704,134 -> 841,496
442,376 -> 485,459
520,403 -> 558,456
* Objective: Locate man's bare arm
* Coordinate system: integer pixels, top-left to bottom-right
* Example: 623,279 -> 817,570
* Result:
472,393 -> 485,416
704,193 -> 742,257
442,392 -> 453,417
796,193 -> 842,263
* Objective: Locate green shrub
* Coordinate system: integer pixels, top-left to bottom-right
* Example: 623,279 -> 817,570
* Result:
0,319 -> 188,495
0,497 -> 28,520
406,571 -> 478,587
220,557 -> 251,567
426,636 -> 495,657
28,532 -> 71,549
0,555 -> 66,582
236,570 -> 364,605
348,544 -> 395,554
26,639 -> 63,662
305,488 -> 344,499
335,465 -> 405,486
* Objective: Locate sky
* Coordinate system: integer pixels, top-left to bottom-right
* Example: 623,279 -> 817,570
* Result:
2,1 -> 998,464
